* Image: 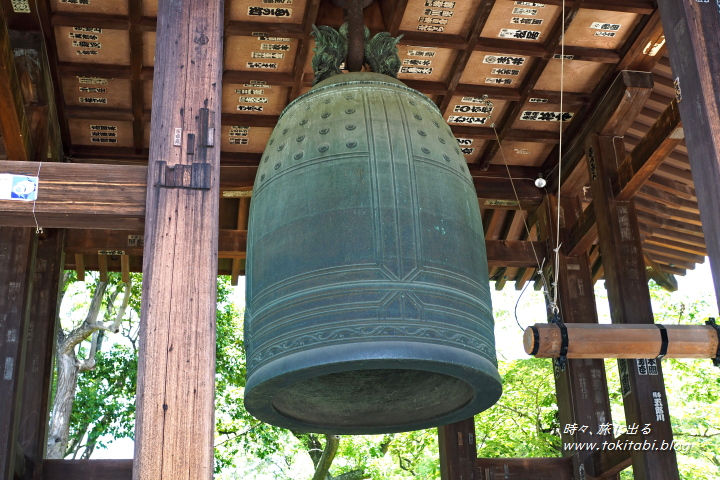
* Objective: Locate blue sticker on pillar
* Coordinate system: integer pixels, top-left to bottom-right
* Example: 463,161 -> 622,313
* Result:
0,174 -> 39,201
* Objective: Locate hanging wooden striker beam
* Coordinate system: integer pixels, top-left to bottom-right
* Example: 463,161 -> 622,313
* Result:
524,323 -> 720,360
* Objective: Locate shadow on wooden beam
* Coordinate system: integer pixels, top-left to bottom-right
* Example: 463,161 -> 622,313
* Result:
43,459 -> 133,480
477,457 -> 573,480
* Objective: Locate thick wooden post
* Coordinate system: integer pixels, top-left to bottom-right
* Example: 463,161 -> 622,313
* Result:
0,227 -> 37,480
537,195 -> 618,480
439,418 -> 478,480
132,0 -> 223,478
17,229 -> 64,480
656,0 -> 720,305
587,134 -> 679,480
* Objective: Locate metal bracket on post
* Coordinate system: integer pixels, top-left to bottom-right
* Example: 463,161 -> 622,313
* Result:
551,313 -> 569,372
706,318 -> 720,367
655,324 -> 669,360
156,161 -> 211,190
157,108 -> 214,190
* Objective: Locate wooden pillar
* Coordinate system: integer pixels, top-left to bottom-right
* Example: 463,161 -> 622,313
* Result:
537,195 -> 618,480
439,418 -> 478,480
0,227 -> 37,480
656,0 -> 720,305
587,134 -> 679,480
16,229 -> 64,480
132,0 -> 223,478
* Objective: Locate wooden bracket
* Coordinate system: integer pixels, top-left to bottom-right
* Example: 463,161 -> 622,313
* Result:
155,161 -> 211,190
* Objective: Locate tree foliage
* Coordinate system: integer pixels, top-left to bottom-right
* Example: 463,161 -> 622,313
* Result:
58,273 -> 719,479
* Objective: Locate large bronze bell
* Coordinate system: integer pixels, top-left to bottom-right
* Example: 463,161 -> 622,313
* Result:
244,72 -> 501,434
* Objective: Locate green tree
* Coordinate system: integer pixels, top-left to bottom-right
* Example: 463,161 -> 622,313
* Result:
47,272 -> 139,459
475,358 -> 560,458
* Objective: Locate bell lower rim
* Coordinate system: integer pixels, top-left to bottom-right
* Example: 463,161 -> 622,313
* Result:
244,341 -> 502,434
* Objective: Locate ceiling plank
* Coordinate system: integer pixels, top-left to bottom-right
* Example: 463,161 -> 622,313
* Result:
289,0 -> 323,100
549,70 -> 654,192
477,0 -> 586,170
612,99 -> 683,200
437,0 -> 495,115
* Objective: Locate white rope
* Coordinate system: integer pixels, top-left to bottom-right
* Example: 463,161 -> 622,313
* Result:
32,161 -> 43,235
484,98 -> 550,296
550,0 -> 567,313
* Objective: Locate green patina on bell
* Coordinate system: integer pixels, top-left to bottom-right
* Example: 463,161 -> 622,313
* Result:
244,67 -> 501,434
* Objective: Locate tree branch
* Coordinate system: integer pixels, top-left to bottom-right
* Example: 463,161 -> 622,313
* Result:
312,434 -> 340,480
58,282 -> 108,355
109,280 -> 132,333
332,468 -> 370,480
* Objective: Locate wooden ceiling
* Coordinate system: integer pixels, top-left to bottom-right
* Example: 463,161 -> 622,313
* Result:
0,0 -> 706,289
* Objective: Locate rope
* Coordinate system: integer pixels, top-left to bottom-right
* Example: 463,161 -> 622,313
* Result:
550,0 -> 567,314
32,161 -> 43,235
483,99 -> 553,316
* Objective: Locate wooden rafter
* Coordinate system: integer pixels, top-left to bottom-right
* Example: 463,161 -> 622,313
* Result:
476,0 -> 586,170
542,8 -> 668,187
0,12 -> 32,161
437,0 -> 495,116
129,0 -> 145,153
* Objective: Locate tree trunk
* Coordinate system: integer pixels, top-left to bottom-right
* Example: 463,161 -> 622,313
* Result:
312,435 -> 340,480
46,345 -> 80,458
46,281 -> 109,458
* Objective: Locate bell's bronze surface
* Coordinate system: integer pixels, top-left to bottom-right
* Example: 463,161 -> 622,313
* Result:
244,72 -> 501,434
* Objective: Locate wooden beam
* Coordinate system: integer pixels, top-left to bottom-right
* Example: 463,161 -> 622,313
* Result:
120,255 -> 130,283
0,162 -> 542,230
64,229 -> 246,258
230,197 -> 250,286
657,0 -> 720,306
476,1 -> 585,170
591,434 -> 633,478
0,227 -> 37,480
565,205 -> 596,257
613,99 -> 684,200
586,133 -> 679,480
132,0 -> 223,478
17,229 -> 64,480
438,418 -> 477,480
644,253 -> 679,292
97,254 -> 108,282
450,125 -> 559,143
475,178 -> 543,210
0,11 -> 32,161
129,0 -> 145,154
62,229 -> 534,272
513,211 -> 538,291
615,10 -> 665,72
437,0 -> 495,115
485,240 -> 545,268
542,8 -> 667,184
75,254 -> 85,281
553,71 -> 654,189
542,0 -> 655,14
43,459 -> 133,480
525,323 -> 717,358
536,195 -> 618,480
289,0 -> 322,100
637,186 -> 699,215
0,162 -> 256,229
477,457 -> 573,480
0,161 -> 147,231
381,0 -> 409,36
564,82 -> 671,257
